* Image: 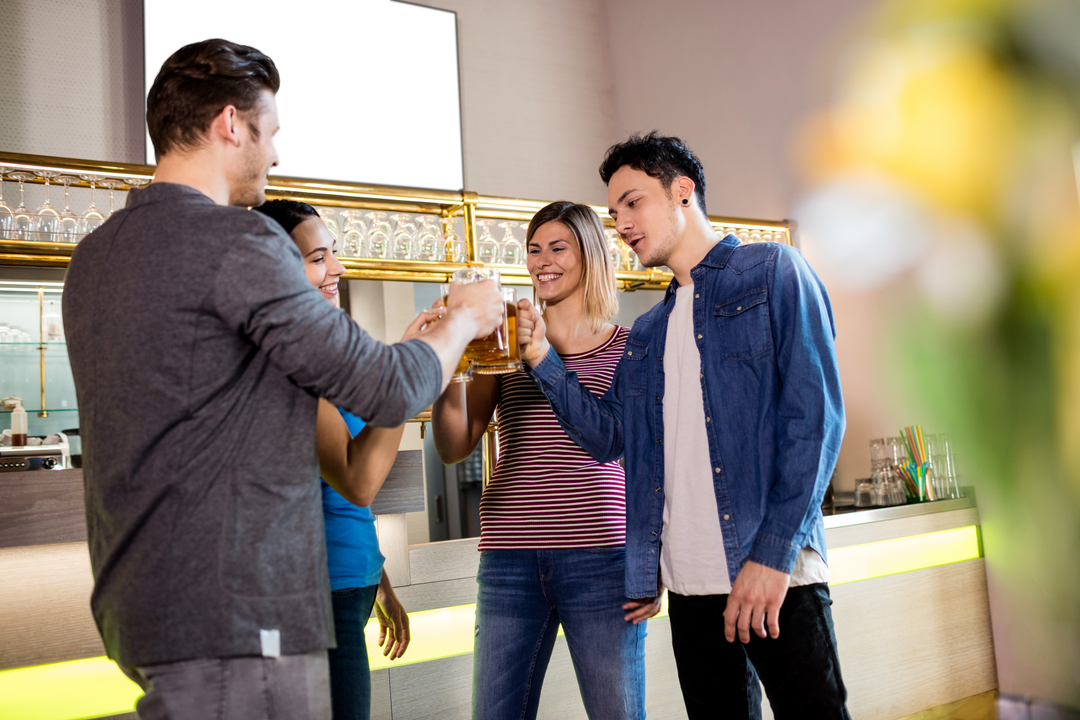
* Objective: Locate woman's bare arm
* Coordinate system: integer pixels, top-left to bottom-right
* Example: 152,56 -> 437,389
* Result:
316,398 -> 406,507
431,374 -> 500,464
316,309 -> 441,507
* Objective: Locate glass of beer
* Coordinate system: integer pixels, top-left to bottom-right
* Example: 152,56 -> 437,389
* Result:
443,267 -> 523,376
424,298 -> 472,384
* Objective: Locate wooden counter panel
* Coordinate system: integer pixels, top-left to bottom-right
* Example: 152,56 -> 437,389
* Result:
371,668 -> 391,720
827,558 -> 997,720
408,537 -> 480,585
0,469 -> 86,548
0,541 -> 103,670
394,577 -> 478,613
369,450 -> 425,516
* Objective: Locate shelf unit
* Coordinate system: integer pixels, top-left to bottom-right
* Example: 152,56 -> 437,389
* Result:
0,151 -> 794,289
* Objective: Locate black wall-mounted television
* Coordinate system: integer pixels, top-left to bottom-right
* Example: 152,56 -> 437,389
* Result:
144,0 -> 464,190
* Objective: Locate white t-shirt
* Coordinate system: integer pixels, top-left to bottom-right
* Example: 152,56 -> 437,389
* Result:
661,284 -> 829,596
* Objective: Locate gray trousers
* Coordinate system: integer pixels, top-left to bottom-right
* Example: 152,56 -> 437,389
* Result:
122,650 -> 332,720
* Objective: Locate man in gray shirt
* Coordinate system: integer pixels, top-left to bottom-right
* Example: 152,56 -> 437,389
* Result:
63,38 -> 502,720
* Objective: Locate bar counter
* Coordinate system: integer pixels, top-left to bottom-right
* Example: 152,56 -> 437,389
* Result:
0,470 -> 994,720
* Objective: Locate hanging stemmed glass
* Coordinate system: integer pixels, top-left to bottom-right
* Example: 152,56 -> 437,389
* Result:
78,175 -> 106,236
613,228 -> 639,271
442,215 -> 465,262
339,210 -> 366,258
97,178 -> 124,216
7,171 -> 35,241
32,171 -> 61,242
365,212 -> 390,259
318,208 -> 340,243
55,176 -> 82,243
477,220 -> 500,264
0,167 -> 14,240
415,216 -> 441,262
607,228 -> 633,271
390,214 -> 417,260
499,221 -> 524,265
122,178 -> 150,214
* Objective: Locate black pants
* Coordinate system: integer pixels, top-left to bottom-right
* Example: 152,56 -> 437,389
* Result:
668,583 -> 851,720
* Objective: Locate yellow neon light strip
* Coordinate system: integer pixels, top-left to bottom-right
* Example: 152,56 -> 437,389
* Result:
827,526 -> 981,585
0,525 -> 981,720
0,656 -> 141,720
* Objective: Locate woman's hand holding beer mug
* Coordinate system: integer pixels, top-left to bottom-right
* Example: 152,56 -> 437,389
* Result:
515,299 -> 551,368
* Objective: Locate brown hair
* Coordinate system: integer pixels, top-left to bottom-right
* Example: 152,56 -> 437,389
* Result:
146,39 -> 280,160
526,201 -> 619,332
600,131 -> 708,215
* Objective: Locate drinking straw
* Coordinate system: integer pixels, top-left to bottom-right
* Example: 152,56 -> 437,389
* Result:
896,465 -> 918,496
900,429 -> 916,464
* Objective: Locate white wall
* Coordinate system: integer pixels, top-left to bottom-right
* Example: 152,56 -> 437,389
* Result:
603,0 -> 874,220
409,0 -> 618,205
0,0 -> 145,163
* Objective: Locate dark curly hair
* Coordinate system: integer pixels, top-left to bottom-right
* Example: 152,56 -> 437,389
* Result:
147,38 -> 280,160
251,199 -> 319,235
599,132 -> 707,215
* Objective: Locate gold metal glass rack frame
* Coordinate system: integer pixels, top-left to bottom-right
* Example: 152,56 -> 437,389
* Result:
0,151 -> 793,290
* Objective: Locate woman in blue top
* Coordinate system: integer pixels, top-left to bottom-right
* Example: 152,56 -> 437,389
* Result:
255,199 -> 432,720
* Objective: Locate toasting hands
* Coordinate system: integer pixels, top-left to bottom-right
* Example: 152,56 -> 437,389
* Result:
515,299 -> 551,367
446,279 -> 504,341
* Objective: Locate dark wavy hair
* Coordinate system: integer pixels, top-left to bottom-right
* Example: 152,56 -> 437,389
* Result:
599,132 -> 707,215
146,39 -> 280,160
251,199 -> 319,235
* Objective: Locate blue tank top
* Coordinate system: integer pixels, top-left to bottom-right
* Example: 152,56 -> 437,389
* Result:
322,408 -> 385,591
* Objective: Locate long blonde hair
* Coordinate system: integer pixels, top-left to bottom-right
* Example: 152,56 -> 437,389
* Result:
526,201 -> 619,333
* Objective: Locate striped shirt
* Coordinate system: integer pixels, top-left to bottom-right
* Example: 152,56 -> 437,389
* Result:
479,326 -> 629,549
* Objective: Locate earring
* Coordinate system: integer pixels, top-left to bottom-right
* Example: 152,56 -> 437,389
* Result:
682,198 -> 689,206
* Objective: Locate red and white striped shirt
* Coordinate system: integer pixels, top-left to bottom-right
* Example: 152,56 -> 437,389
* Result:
478,326 -> 629,550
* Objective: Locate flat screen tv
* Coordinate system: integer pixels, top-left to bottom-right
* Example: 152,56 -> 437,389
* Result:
144,0 -> 464,191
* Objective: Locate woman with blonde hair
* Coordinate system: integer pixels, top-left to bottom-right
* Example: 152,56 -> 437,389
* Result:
432,201 -> 656,720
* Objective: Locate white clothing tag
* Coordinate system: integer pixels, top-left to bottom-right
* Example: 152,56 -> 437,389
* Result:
260,629 -> 281,658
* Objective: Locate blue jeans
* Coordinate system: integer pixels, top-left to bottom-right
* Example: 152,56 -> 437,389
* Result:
472,548 -> 647,720
328,584 -> 379,720
668,584 -> 850,720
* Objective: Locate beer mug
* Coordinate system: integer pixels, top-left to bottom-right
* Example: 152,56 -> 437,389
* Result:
427,294 -> 472,384
442,267 -> 523,376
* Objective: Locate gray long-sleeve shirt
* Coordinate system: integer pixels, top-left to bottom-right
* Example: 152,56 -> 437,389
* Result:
63,183 -> 441,667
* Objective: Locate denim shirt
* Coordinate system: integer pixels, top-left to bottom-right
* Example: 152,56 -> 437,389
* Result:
528,236 -> 845,598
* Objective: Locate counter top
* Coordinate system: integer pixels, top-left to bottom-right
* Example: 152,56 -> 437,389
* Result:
823,490 -> 976,529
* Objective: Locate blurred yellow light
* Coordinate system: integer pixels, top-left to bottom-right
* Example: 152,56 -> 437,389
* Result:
819,35 -> 1016,218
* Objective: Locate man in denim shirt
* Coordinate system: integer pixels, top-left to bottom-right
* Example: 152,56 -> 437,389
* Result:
518,134 -> 850,718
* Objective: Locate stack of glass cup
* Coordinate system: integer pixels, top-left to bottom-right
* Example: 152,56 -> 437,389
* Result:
867,438 -> 908,506
924,434 -> 962,500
